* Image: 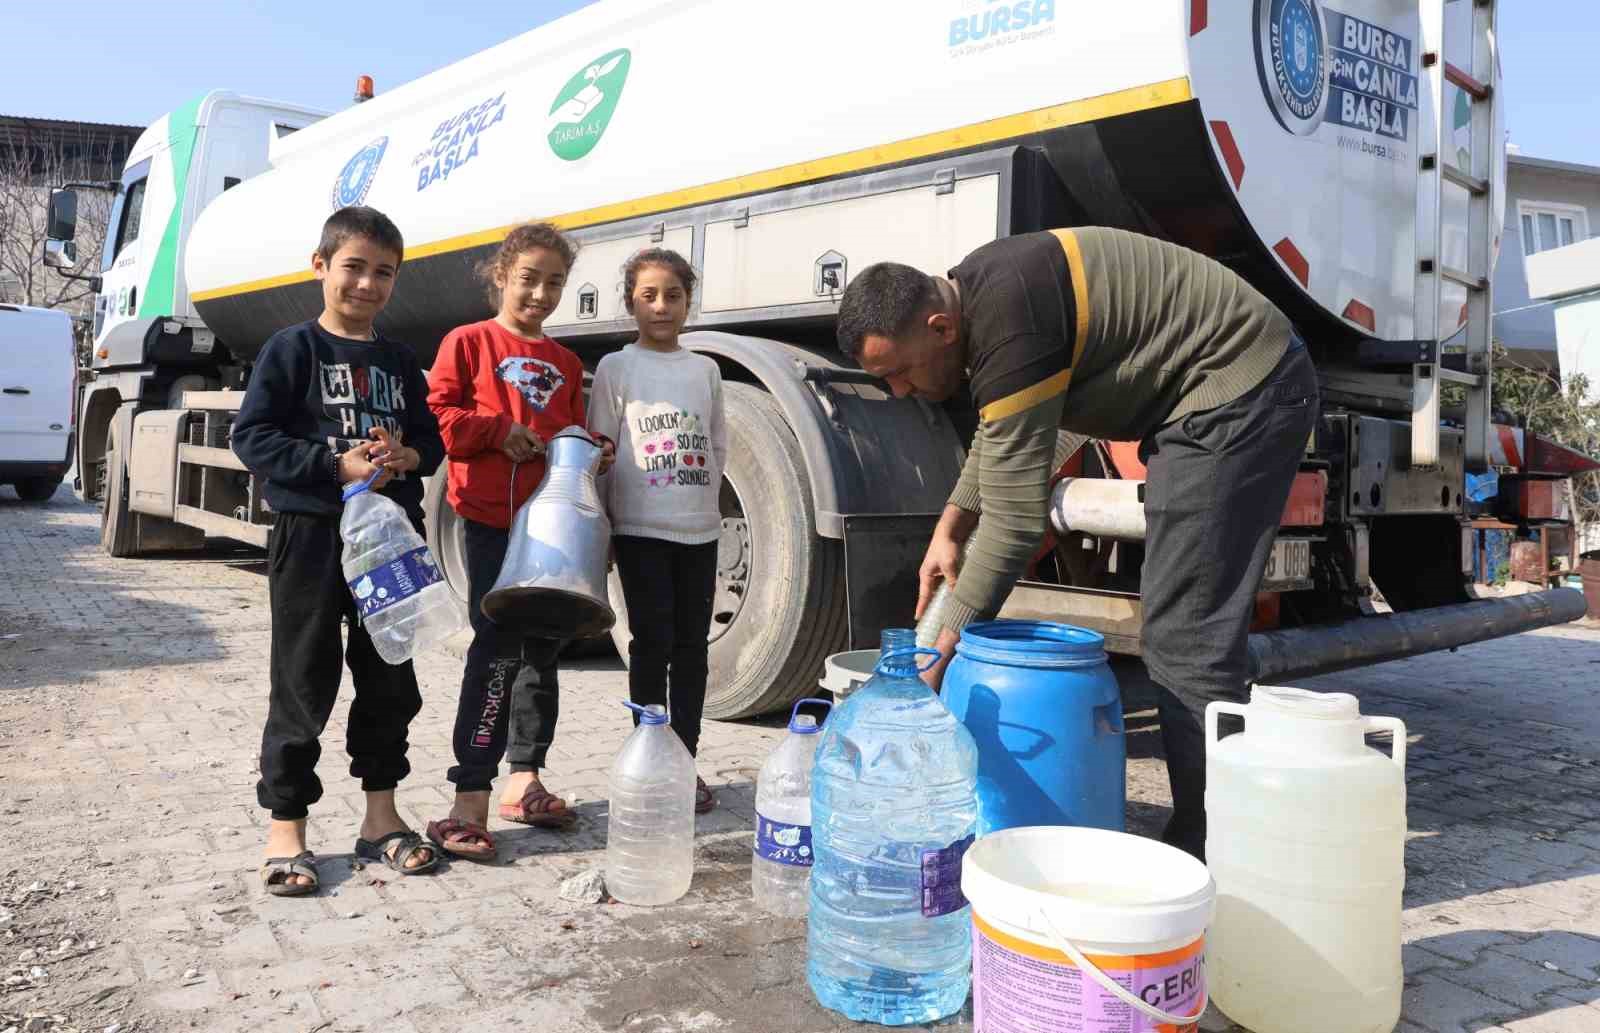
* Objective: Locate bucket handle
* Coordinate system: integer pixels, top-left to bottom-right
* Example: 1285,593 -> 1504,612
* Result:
1363,715 -> 1407,770
1035,907 -> 1208,1029
1204,700 -> 1248,751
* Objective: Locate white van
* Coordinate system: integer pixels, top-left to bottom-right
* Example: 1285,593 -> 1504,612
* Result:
0,304 -> 76,502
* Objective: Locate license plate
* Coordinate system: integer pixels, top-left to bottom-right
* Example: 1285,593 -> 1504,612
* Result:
1262,538 -> 1311,591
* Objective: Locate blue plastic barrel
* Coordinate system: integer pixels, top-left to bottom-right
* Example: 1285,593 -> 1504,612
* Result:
941,620 -> 1125,835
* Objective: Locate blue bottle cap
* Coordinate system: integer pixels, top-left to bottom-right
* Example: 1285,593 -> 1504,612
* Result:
789,697 -> 831,733
622,701 -> 669,725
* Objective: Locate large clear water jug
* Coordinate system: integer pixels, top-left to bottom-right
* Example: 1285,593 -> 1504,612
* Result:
752,698 -> 830,917
807,629 -> 979,1026
1206,686 -> 1407,1033
339,473 -> 464,666
606,702 -> 697,906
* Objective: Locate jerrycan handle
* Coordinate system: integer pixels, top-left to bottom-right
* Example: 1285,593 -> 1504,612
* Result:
1363,715 -> 1407,770
1204,700 -> 1249,752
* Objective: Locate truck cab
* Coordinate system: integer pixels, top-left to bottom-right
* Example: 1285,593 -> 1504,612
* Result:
46,92 -> 326,507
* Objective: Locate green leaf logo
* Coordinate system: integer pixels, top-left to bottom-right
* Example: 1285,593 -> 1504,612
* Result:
548,49 -> 630,162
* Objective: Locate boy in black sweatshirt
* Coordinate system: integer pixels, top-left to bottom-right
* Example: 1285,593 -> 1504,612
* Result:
232,206 -> 445,894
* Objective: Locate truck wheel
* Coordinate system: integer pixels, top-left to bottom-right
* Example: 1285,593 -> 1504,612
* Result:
607,383 -> 847,719
99,423 -> 138,557
14,478 -> 58,503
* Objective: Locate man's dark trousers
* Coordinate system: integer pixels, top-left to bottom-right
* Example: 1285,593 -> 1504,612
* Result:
1138,340 -> 1320,860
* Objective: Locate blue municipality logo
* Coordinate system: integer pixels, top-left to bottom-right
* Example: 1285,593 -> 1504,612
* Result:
331,137 -> 388,210
1255,0 -> 1329,136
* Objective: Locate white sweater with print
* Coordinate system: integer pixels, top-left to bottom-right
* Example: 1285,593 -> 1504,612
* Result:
588,344 -> 727,545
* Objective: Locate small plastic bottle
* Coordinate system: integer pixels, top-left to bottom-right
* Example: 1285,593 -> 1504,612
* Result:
605,702 -> 697,906
752,698 -> 831,917
339,471 -> 463,665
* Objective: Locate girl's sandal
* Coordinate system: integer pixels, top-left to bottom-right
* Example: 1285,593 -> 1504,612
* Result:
426,818 -> 497,862
695,777 -> 717,815
499,782 -> 577,829
354,830 -> 439,876
260,851 -> 319,897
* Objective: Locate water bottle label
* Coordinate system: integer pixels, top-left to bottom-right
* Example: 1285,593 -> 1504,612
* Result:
754,812 -> 812,867
347,546 -> 443,619
920,833 -> 974,917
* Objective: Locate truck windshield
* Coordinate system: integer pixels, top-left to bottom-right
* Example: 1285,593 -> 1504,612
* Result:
102,157 -> 152,272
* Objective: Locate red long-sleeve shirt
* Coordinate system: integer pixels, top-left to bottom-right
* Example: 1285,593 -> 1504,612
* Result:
426,319 -> 587,529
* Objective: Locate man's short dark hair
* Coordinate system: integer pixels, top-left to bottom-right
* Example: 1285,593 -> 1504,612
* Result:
316,206 -> 405,264
835,262 -> 943,358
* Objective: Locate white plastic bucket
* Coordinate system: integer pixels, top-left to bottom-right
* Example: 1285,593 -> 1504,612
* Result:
961,826 -> 1215,1033
818,649 -> 878,704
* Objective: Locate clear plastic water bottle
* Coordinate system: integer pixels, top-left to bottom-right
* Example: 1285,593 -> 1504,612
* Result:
606,702 -> 697,906
752,698 -> 831,917
807,629 -> 980,1026
340,473 -> 464,666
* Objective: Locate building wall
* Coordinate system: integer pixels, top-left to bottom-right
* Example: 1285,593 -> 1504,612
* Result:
1494,157 -> 1600,363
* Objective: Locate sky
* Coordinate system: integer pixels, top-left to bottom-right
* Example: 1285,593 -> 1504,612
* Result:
1,2 -> 1596,167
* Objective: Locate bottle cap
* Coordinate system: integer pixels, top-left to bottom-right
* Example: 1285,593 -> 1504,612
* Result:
622,700 -> 669,725
788,697 -> 831,733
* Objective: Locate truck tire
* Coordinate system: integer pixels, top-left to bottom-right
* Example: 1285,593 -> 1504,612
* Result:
14,478 -> 59,503
99,422 -> 138,558
607,382 -> 847,719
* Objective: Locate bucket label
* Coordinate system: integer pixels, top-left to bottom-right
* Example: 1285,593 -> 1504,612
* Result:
973,914 -> 1204,1032
920,834 -> 974,918
348,546 -> 443,619
754,812 -> 812,867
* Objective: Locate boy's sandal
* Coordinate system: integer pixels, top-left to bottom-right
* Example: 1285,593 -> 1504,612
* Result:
426,818 -> 497,861
260,851 -> 319,897
499,783 -> 577,829
695,777 -> 717,815
354,830 -> 439,876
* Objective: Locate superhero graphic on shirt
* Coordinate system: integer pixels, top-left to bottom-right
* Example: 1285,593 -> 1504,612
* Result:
495,356 -> 567,411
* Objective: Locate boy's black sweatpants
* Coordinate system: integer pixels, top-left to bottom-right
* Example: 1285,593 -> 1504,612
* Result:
257,511 -> 424,821
612,535 -> 718,757
448,518 -> 564,793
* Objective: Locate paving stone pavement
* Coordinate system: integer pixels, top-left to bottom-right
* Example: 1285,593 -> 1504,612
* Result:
2,481 -> 1599,1033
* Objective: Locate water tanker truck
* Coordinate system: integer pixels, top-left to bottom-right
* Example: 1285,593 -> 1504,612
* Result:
43,0 -> 1592,718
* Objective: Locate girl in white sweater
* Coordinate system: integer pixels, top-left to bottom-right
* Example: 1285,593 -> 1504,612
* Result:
588,249 -> 727,813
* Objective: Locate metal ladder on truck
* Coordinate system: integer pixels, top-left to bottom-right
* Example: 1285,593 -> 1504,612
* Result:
1413,0 -> 1498,472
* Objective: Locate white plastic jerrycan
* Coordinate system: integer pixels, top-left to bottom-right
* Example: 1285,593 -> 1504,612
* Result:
1205,686 -> 1406,1033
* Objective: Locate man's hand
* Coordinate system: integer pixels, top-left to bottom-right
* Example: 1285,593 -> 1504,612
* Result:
916,531 -> 964,621
369,427 -> 419,474
921,627 -> 960,692
337,441 -> 393,489
597,438 -> 617,474
499,423 -> 544,464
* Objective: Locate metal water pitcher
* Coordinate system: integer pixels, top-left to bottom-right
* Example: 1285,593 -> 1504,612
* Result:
482,426 -> 616,638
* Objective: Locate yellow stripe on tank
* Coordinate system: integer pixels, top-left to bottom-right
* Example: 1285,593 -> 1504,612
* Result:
191,77 -> 1192,304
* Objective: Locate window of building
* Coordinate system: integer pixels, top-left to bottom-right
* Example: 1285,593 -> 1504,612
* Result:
1518,201 -> 1588,256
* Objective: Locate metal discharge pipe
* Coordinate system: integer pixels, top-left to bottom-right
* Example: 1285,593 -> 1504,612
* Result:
1248,589 -> 1587,683
1049,477 -> 1146,540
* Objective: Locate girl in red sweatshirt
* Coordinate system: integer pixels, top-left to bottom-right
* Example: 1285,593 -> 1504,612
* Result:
424,223 -> 611,860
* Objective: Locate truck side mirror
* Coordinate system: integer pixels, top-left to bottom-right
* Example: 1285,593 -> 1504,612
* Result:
47,189 -> 79,241
42,238 -> 78,271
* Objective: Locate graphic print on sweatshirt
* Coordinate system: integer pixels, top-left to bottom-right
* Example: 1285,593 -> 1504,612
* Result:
637,408 -> 713,489
495,356 -> 567,411
318,360 -> 408,455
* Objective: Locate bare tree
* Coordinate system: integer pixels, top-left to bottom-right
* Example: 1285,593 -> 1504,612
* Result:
0,132 -> 114,336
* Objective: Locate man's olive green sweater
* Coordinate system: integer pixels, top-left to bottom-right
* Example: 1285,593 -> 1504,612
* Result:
938,227 -> 1291,634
